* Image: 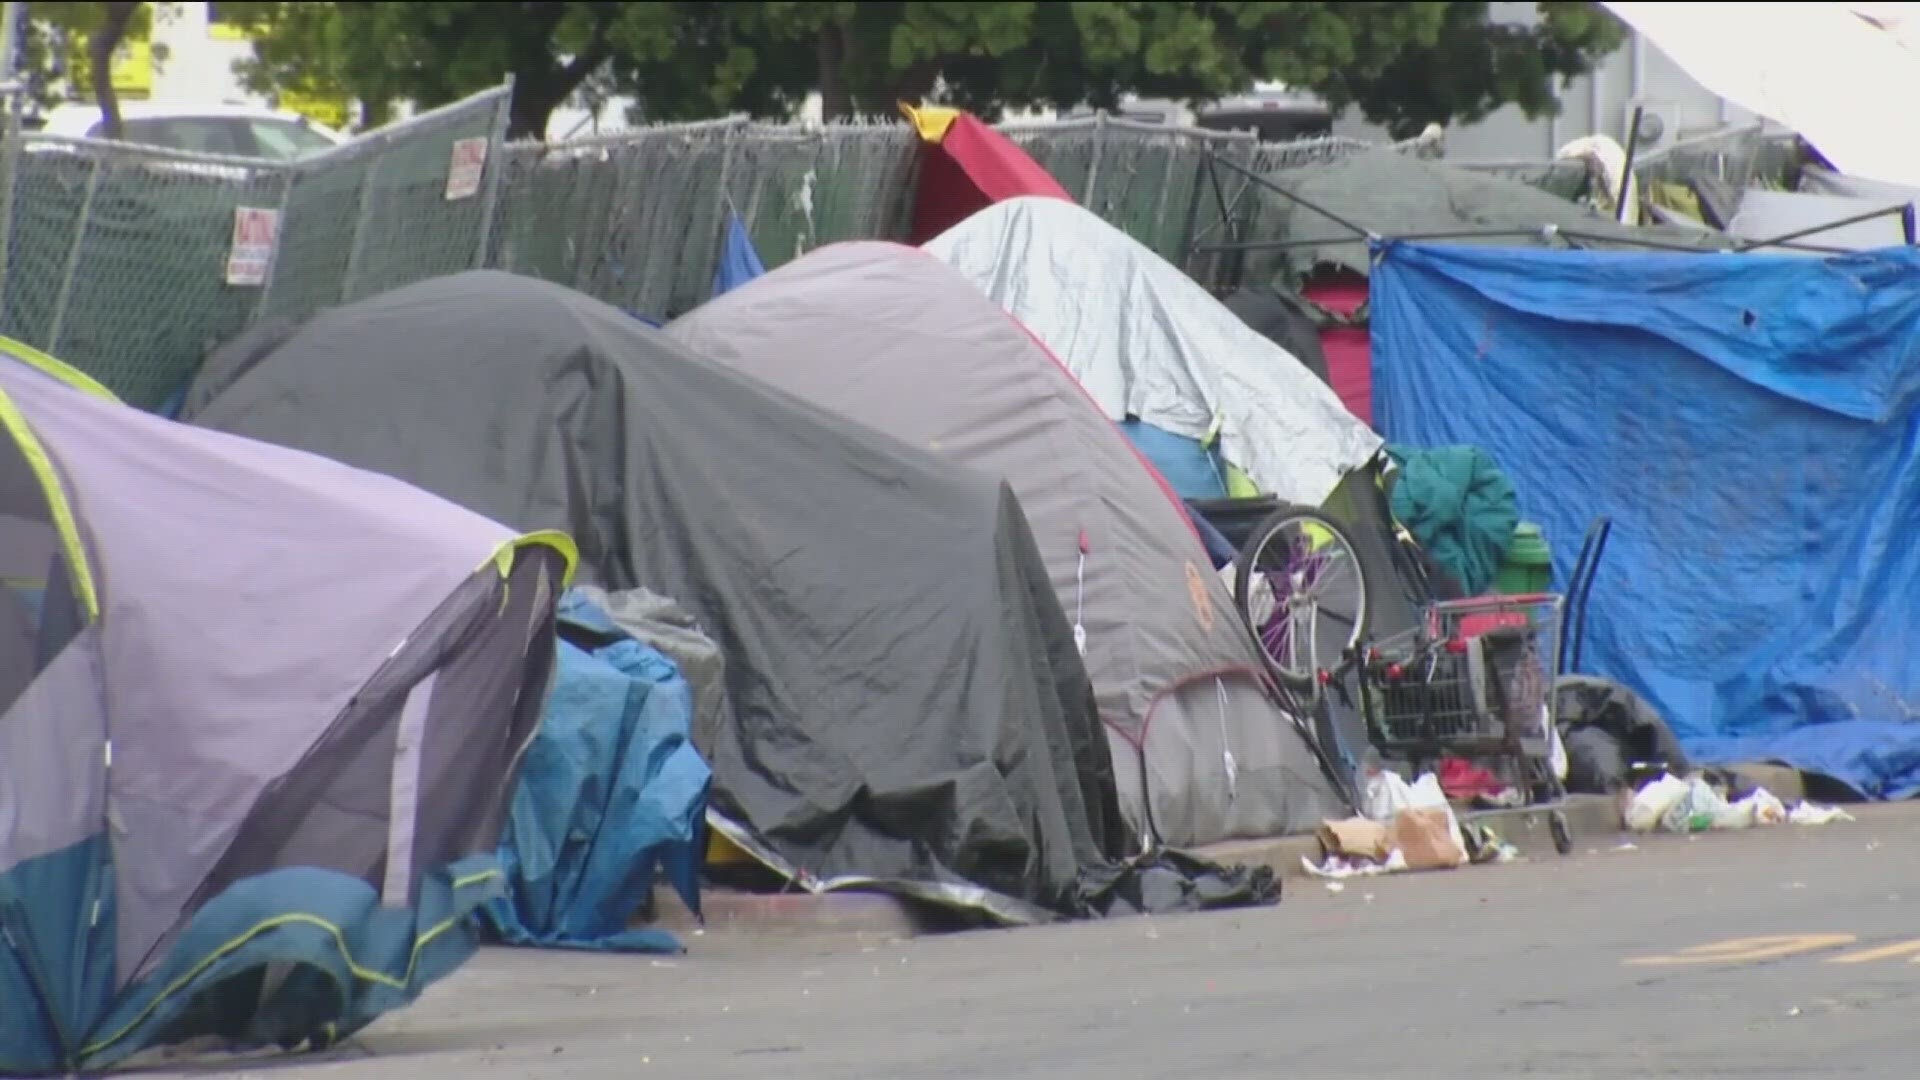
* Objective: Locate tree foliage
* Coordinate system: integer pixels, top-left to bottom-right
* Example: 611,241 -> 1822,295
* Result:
222,2 -> 1626,140
17,2 -> 160,130
221,1 -> 626,134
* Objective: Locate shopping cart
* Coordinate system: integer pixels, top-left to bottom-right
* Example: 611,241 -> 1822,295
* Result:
1358,592 -> 1573,854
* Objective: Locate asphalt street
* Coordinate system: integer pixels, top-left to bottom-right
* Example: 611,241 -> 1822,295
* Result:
148,804 -> 1920,1079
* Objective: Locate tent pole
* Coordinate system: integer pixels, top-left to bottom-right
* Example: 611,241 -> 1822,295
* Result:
1615,105 -> 1644,224
1193,228 -> 1561,255
1203,148 -> 1239,245
1204,152 -> 1372,240
1201,147 -> 1248,289
1193,225 -> 1853,258
1731,202 -> 1912,252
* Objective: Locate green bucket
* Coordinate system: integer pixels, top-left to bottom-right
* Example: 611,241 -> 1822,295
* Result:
1496,521 -> 1553,595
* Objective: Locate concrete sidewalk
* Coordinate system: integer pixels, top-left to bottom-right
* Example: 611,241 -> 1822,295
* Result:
654,792 -> 1631,938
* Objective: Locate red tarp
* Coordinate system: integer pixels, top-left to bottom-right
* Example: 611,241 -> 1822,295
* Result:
905,107 -> 1071,245
1304,273 -> 1372,426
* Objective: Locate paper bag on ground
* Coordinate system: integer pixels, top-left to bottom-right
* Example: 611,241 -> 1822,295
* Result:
1390,806 -> 1469,870
1318,817 -> 1393,862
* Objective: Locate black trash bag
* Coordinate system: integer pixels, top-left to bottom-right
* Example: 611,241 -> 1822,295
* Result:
1555,675 -> 1691,794
1069,849 -> 1280,918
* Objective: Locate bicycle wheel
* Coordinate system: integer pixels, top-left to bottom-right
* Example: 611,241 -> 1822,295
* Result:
1232,505 -> 1371,690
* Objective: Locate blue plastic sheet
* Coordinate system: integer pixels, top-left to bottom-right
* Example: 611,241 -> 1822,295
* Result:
484,594 -> 713,951
1121,419 -> 1228,499
712,211 -> 767,298
1372,241 -> 1920,798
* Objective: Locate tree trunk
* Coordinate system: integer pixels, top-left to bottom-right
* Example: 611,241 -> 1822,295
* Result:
91,1 -> 140,141
816,24 -> 851,122
507,90 -> 559,142
505,41 -> 613,141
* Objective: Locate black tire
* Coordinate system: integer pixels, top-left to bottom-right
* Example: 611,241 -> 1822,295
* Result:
1231,504 -> 1371,690
1550,810 -> 1573,856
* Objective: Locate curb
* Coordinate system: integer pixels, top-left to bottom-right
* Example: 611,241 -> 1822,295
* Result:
648,885 -> 934,939
645,795 -> 1630,939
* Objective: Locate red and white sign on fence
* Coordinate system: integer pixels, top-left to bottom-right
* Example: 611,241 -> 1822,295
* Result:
225,207 -> 281,287
445,137 -> 489,201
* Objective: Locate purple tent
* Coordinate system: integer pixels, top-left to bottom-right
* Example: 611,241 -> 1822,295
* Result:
0,347 -> 572,1071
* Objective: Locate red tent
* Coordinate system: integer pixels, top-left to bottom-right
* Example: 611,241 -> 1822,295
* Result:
902,104 -> 1071,244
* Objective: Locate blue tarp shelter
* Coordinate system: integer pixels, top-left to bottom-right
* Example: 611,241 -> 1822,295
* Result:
484,591 -> 710,952
1372,241 -> 1920,798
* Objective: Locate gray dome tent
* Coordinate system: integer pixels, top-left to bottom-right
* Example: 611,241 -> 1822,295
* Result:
0,346 -> 570,1073
670,243 -> 1349,847
185,271 -> 1242,923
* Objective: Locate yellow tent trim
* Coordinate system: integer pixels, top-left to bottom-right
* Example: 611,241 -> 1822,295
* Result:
78,868 -> 502,1059
0,337 -> 120,404
485,529 -> 580,587
899,102 -> 960,144
1201,413 -> 1225,449
0,390 -> 102,620
1224,462 -> 1260,499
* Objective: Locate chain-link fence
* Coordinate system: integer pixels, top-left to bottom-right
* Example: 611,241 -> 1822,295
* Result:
0,79 -> 1625,409
0,84 -> 511,408
488,117 -> 918,319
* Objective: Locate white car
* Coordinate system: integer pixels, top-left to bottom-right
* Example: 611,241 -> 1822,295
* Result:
36,101 -> 347,162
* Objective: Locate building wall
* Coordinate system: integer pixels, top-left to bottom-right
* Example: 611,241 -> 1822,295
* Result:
149,2 -> 253,104
1330,2 -> 1754,161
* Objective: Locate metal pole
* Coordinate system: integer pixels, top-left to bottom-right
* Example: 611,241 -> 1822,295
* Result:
338,152 -> 383,302
1615,105 -> 1644,224
1732,202 -> 1912,252
472,75 -> 516,269
1151,134 -> 1177,255
1174,151 -> 1209,281
0,74 -> 19,321
47,160 -> 102,355
1192,225 -> 1794,257
1202,146 -> 1250,290
1193,227 -> 1548,256
0,1 -> 25,316
708,119 -> 739,285
0,2 -> 22,83
249,168 -> 297,322
1082,111 -> 1108,206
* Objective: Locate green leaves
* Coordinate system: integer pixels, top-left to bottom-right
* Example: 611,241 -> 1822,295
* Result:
205,2 -> 1625,139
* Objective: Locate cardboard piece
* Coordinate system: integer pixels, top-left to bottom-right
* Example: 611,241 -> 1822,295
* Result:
1389,806 -> 1469,871
1318,817 -> 1393,862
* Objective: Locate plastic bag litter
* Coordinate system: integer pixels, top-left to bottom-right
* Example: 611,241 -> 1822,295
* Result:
1408,774 -> 1470,852
1659,776 -> 1728,834
1789,802 -> 1855,826
1303,850 -> 1410,879
1714,788 -> 1788,830
1351,768 -> 1473,872
1364,770 -> 1417,822
1627,774 -> 1796,833
1625,773 -> 1689,832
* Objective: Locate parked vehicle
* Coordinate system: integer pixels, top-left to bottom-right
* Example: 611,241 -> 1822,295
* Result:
36,101 -> 346,161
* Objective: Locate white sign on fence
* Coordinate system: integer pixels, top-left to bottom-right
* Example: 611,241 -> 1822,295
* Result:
445,137 -> 489,201
225,207 -> 280,287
